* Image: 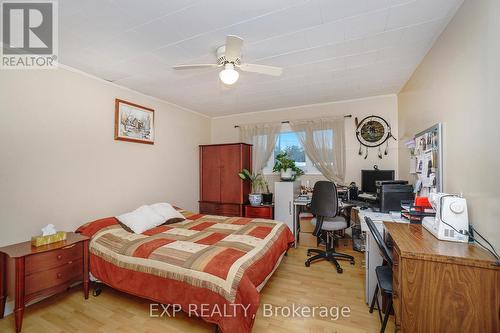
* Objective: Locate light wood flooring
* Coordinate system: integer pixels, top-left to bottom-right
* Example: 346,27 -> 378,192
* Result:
0,245 -> 394,333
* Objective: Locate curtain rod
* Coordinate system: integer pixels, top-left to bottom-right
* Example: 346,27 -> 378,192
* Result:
233,114 -> 352,128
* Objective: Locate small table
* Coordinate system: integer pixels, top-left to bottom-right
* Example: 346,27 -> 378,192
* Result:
244,204 -> 274,219
0,232 -> 89,332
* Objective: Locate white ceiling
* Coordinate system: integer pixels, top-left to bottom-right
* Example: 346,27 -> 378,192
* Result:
59,0 -> 463,116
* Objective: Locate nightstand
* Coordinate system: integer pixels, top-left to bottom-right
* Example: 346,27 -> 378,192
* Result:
244,204 -> 274,219
0,232 -> 89,333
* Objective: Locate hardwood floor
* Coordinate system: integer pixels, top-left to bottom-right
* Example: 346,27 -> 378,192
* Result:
0,245 -> 394,333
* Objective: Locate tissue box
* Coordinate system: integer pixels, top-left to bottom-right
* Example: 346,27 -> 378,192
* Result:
31,231 -> 67,247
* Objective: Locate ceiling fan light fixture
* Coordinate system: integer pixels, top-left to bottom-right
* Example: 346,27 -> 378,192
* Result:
219,63 -> 239,85
173,35 -> 283,82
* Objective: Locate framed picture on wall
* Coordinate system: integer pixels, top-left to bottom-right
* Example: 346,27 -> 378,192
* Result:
114,99 -> 155,144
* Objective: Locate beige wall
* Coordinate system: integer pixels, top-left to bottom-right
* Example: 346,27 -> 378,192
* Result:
398,0 -> 500,249
0,67 -> 211,247
211,95 -> 399,188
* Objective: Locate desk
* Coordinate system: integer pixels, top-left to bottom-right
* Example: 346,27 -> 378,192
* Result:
384,222 -> 499,332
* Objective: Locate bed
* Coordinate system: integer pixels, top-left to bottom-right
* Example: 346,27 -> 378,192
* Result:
76,208 -> 294,333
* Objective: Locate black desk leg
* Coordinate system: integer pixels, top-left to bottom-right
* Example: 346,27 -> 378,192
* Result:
0,253 -> 6,319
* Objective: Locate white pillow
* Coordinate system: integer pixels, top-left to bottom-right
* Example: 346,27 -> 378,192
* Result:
150,203 -> 185,221
117,205 -> 165,234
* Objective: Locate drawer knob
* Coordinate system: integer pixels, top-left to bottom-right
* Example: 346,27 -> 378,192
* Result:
57,273 -> 62,279
57,255 -> 63,260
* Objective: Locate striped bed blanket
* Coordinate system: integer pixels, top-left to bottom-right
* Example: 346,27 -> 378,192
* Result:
77,208 -> 294,333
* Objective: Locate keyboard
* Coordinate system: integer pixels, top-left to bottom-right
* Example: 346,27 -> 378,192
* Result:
345,199 -> 377,209
358,193 -> 377,201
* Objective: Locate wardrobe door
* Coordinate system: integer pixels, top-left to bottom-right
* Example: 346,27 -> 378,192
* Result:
200,145 -> 220,203
219,145 -> 243,204
241,144 -> 252,202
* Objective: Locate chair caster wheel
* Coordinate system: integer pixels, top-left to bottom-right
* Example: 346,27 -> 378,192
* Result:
350,260 -> 355,265
305,261 -> 310,267
337,268 -> 343,274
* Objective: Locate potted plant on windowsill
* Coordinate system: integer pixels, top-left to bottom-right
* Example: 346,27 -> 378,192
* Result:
272,152 -> 304,181
238,169 -> 266,206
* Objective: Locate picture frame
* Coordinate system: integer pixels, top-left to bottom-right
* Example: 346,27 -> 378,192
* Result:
114,99 -> 155,145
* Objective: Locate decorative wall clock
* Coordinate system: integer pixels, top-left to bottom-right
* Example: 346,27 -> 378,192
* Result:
355,115 -> 396,159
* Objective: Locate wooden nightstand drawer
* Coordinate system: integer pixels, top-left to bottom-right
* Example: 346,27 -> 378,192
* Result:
245,205 -> 274,219
25,259 -> 82,296
25,242 -> 82,275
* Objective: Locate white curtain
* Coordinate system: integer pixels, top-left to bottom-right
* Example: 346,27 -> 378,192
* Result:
289,118 -> 346,184
239,122 -> 282,173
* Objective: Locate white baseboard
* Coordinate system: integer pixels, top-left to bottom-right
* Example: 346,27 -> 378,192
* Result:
4,300 -> 14,317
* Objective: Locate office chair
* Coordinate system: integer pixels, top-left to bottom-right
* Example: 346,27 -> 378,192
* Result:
365,216 -> 393,333
304,181 -> 355,273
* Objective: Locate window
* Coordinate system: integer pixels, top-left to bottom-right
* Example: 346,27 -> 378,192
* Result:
263,125 -> 321,175
274,131 -> 306,167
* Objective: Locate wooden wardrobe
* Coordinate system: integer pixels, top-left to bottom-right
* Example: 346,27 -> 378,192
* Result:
199,143 -> 252,216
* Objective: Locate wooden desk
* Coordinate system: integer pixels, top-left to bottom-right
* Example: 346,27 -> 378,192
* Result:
0,233 -> 89,332
384,222 -> 499,333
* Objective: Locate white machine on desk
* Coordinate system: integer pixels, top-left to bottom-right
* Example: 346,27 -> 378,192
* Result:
422,193 -> 469,243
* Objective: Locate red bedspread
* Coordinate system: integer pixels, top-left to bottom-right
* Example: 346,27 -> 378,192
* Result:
77,208 -> 294,333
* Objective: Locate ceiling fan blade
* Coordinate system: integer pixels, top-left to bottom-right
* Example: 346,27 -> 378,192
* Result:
172,64 -> 219,70
225,35 -> 243,62
238,63 -> 283,76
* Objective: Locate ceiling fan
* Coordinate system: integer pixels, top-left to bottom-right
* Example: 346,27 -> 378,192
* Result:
172,35 -> 283,85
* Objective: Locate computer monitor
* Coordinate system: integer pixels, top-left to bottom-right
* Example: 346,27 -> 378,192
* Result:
361,170 -> 395,193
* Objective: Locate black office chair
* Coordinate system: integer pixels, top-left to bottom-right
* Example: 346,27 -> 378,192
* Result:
365,216 -> 393,333
304,181 -> 355,273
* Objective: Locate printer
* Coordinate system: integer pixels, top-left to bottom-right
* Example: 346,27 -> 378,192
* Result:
375,180 -> 414,213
